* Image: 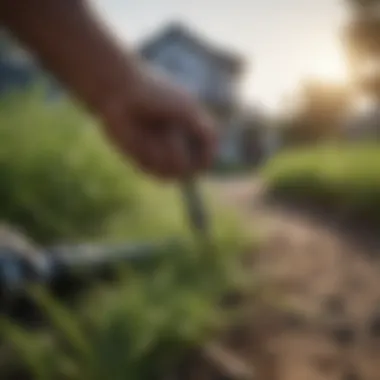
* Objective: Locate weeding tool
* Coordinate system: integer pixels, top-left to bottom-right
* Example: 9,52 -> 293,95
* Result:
179,135 -> 212,250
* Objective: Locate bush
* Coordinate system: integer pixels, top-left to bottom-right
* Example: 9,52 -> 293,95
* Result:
262,143 -> 380,224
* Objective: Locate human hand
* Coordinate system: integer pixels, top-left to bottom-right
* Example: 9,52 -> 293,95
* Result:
0,0 -> 216,180
100,64 -> 217,180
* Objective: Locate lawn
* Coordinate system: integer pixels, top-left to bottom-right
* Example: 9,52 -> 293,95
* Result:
262,143 -> 380,226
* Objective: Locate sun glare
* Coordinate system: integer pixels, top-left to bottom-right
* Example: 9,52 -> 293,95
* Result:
307,48 -> 349,83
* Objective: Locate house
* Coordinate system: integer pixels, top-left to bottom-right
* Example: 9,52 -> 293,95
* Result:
0,37 -> 36,93
228,106 -> 280,165
138,22 -> 249,164
0,30 -> 62,100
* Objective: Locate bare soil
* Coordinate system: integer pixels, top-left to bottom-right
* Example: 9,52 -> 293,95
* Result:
204,177 -> 380,380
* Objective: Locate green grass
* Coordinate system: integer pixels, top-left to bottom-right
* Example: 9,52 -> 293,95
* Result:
262,143 -> 380,224
0,217 -> 251,380
0,89 -> 140,243
1,239 -> 250,380
0,88 -> 254,380
0,88 -> 248,245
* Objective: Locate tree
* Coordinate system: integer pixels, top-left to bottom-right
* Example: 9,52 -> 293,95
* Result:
283,79 -> 353,145
343,0 -> 380,100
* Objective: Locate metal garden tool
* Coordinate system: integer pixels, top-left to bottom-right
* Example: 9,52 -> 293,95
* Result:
179,134 -> 213,254
178,137 -> 256,380
181,177 -> 210,243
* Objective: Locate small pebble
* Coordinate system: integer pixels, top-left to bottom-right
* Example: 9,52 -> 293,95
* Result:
227,324 -> 250,350
341,370 -> 360,380
221,291 -> 244,309
214,376 -> 232,380
330,322 -> 356,346
313,355 -> 337,374
367,311 -> 380,338
283,311 -> 305,330
323,294 -> 345,316
347,276 -> 365,293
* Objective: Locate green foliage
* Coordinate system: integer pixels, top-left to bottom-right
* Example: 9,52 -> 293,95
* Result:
0,90 -> 143,243
262,143 -> 380,224
0,90 -> 252,380
1,222 -> 250,380
0,89 -> 250,245
282,79 -> 352,146
343,0 -> 380,99
211,160 -> 253,176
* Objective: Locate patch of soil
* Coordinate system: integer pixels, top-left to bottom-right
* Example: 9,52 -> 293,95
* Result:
206,178 -> 380,380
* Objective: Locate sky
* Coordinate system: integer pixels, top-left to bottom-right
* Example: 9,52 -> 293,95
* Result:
91,0 -> 350,111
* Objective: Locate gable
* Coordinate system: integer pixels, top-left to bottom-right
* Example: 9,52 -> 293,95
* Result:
144,37 -> 207,72
139,23 -> 244,75
147,37 -> 213,96
138,23 -> 245,110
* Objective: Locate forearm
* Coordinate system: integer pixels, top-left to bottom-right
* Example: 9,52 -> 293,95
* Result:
0,0 -> 138,114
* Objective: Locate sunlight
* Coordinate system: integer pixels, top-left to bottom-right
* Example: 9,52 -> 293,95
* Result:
307,48 -> 349,83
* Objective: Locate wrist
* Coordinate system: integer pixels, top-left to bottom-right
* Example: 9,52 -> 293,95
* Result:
84,52 -> 142,116
0,0 -> 142,118
92,54 -> 146,128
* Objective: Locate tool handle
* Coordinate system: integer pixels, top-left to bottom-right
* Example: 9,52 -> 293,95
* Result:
180,134 -> 209,235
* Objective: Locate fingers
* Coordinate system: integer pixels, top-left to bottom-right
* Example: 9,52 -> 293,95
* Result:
188,109 -> 217,171
169,101 -> 217,173
124,126 -> 192,180
123,127 -> 170,179
100,70 -> 217,180
104,110 -> 216,180
124,116 -> 216,180
144,75 -> 217,174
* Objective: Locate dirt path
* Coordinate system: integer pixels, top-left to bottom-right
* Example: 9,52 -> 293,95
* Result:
213,177 -> 380,380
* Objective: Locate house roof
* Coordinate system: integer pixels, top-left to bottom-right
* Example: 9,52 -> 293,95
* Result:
138,22 -> 245,74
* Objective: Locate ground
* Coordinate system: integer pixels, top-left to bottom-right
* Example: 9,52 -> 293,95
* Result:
208,176 -> 380,380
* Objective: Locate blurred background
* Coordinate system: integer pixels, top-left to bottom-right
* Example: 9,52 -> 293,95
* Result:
0,0 -> 380,379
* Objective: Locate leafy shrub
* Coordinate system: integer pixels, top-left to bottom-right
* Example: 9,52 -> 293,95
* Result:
262,143 -> 380,224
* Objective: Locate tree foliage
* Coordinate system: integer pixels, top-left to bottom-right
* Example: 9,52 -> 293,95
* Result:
283,79 -> 353,145
343,0 -> 380,99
